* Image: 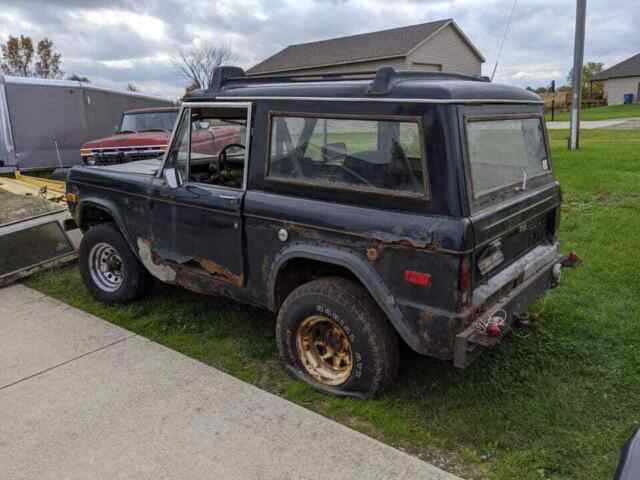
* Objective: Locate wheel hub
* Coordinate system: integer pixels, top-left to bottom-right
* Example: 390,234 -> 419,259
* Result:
296,315 -> 353,386
89,242 -> 124,292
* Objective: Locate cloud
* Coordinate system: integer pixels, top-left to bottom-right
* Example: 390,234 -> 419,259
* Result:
0,0 -> 638,98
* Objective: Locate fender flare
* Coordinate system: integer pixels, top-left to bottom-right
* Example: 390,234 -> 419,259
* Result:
267,243 -> 422,351
77,197 -> 136,253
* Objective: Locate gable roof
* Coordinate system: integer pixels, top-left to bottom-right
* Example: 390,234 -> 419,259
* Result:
594,53 -> 640,81
247,19 -> 484,75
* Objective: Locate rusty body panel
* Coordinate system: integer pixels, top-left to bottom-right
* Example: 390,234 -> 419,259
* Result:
65,70 -> 566,366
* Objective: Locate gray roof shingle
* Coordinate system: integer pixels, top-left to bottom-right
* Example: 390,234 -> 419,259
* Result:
594,53 -> 640,81
247,19 -> 480,75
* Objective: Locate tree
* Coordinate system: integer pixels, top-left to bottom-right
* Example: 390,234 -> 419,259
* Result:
1,35 -> 34,77
127,83 -> 139,92
535,87 -> 548,94
68,74 -> 90,83
1,35 -> 63,79
567,61 -> 604,97
35,38 -> 63,79
172,42 -> 236,90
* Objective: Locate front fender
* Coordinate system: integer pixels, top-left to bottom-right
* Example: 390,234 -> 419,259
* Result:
267,243 -> 422,352
77,197 -> 135,252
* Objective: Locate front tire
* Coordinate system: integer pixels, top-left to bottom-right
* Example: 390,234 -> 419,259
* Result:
276,277 -> 399,398
79,223 -> 151,304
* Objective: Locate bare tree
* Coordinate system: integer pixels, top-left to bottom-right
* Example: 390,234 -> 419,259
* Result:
35,38 -> 63,79
1,35 -> 63,79
172,43 -> 236,90
1,35 -> 34,77
126,83 -> 139,92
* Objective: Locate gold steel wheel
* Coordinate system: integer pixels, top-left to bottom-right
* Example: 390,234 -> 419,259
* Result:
296,315 -> 354,386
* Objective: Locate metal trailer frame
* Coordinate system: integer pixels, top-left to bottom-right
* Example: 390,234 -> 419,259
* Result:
0,75 -> 174,172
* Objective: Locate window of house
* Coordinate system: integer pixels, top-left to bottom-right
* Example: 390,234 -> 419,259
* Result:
268,115 -> 427,195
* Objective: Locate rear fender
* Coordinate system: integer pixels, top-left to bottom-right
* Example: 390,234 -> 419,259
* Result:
268,243 -> 422,351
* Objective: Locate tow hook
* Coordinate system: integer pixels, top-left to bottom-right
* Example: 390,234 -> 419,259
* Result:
561,251 -> 582,268
475,309 -> 508,338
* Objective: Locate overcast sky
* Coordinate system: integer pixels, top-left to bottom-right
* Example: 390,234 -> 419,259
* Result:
1,0 -> 638,99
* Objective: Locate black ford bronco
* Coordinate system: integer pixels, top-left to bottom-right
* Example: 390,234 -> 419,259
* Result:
66,66 -> 575,398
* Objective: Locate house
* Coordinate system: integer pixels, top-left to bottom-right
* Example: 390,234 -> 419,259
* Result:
593,53 -> 640,105
247,19 -> 485,77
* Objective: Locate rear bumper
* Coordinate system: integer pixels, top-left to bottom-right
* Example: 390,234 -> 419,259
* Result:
454,245 -> 562,368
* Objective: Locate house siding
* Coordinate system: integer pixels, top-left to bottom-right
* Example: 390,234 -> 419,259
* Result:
272,58 -> 410,76
603,77 -> 640,105
407,24 -> 482,76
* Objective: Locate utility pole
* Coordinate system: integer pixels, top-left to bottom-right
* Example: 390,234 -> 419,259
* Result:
570,0 -> 587,151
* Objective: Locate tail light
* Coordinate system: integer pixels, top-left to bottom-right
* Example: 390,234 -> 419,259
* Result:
458,257 -> 471,308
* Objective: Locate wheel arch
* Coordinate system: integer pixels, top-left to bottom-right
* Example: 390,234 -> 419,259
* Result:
77,198 -> 136,253
268,244 -> 421,351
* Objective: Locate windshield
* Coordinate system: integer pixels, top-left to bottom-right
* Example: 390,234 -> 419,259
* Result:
466,117 -> 550,199
120,111 -> 178,132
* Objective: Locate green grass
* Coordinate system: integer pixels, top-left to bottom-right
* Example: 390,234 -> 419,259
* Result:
27,129 -> 640,479
545,103 -> 640,122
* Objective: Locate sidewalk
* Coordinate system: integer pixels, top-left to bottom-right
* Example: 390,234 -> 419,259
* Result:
0,284 -> 460,480
546,117 -> 640,129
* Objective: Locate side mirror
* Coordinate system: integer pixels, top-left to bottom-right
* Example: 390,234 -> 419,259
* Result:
164,168 -> 179,188
114,125 -> 120,133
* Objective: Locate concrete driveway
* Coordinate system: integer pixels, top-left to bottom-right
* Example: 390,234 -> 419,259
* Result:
0,284 -> 459,480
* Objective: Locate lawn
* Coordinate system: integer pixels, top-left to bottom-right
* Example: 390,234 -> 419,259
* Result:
27,129 -> 640,479
545,103 -> 640,122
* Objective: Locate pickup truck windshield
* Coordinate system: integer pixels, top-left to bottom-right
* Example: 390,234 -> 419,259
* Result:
120,111 -> 178,132
466,117 -> 549,199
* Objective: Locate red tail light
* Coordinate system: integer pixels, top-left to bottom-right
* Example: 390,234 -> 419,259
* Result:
404,270 -> 432,287
458,258 -> 471,307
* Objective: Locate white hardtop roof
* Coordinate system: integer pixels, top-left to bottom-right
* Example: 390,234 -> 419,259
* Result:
0,74 -> 173,103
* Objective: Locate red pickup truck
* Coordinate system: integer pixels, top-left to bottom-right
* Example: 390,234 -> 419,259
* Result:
80,107 -> 242,167
80,107 -> 179,166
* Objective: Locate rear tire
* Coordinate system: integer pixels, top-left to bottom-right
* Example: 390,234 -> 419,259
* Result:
276,277 -> 399,398
79,223 -> 151,304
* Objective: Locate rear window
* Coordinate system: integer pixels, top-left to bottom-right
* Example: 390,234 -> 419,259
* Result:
466,117 -> 550,198
267,115 -> 427,196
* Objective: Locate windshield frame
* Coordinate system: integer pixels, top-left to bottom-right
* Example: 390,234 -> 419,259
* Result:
119,110 -> 178,133
461,111 -> 554,212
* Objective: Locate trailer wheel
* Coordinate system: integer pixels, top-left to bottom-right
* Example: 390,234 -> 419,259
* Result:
276,277 -> 399,398
79,223 -> 150,304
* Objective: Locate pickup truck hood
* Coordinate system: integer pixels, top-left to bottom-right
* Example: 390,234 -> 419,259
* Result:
96,158 -> 163,175
83,131 -> 170,149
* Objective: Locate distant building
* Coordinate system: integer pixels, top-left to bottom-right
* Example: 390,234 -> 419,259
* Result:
594,53 -> 640,105
247,19 -> 484,77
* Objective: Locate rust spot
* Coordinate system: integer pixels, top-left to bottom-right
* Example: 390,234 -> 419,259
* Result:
419,309 -> 433,343
196,257 -> 244,288
137,238 -> 176,282
369,231 -> 440,251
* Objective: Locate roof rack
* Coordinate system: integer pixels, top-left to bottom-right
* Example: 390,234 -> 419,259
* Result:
208,66 -> 490,95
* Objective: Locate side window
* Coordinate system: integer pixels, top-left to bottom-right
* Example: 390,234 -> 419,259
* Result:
268,115 -> 427,195
164,109 -> 190,183
187,107 -> 247,189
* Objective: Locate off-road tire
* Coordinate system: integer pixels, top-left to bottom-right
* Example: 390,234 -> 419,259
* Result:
276,277 -> 400,398
79,223 -> 151,304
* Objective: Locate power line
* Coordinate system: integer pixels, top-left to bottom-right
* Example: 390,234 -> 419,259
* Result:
491,0 -> 519,81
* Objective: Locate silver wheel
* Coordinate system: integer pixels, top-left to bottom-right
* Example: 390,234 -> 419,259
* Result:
89,242 -> 124,292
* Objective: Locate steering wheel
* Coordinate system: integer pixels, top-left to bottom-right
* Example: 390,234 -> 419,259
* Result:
218,143 -> 246,174
339,165 -> 375,188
